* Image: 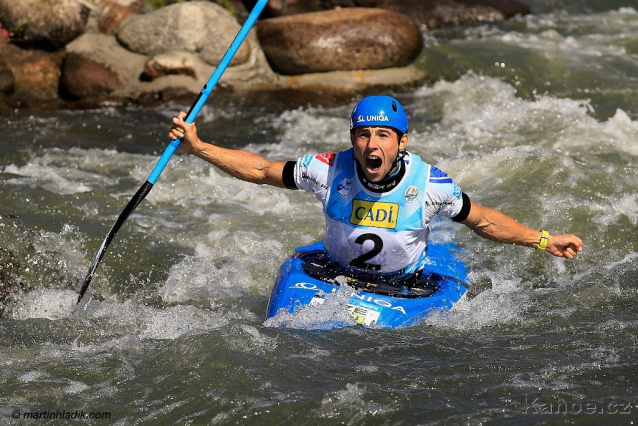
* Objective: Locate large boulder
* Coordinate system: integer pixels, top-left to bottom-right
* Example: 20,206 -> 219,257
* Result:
355,0 -> 530,28
257,8 -> 423,75
1,44 -> 64,106
457,0 -> 530,17
63,30 -> 279,104
60,52 -> 126,99
62,32 -> 147,103
0,0 -> 90,50
264,0 -> 530,28
115,1 -> 251,67
425,1 -> 505,27
253,0 -> 323,17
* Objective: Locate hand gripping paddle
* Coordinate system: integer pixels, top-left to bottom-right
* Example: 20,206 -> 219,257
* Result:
77,0 -> 270,303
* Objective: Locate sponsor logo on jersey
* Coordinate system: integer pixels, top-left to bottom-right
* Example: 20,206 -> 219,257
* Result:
404,185 -> 419,202
301,173 -> 328,190
350,200 -> 398,229
338,177 -> 351,195
315,152 -> 335,166
425,200 -> 456,206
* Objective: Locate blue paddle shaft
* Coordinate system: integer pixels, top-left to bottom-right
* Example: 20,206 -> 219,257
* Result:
148,0 -> 269,184
77,0 -> 270,304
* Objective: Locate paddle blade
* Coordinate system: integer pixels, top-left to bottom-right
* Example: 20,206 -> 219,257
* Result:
77,181 -> 154,303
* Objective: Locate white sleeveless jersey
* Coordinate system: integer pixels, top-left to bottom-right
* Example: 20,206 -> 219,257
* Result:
293,149 -> 464,275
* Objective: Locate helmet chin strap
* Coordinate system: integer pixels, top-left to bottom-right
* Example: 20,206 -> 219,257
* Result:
391,149 -> 407,174
352,148 -> 408,194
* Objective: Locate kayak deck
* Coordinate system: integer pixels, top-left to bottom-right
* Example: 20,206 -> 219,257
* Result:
265,242 -> 470,329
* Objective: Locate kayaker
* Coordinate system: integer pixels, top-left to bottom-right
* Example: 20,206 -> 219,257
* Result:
169,95 -> 582,278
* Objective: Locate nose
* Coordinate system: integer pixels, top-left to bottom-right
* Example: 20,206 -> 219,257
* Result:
367,133 -> 381,150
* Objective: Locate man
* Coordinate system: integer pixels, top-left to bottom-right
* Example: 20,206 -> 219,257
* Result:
169,96 -> 582,280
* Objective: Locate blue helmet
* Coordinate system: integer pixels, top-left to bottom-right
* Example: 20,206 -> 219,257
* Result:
350,95 -> 408,135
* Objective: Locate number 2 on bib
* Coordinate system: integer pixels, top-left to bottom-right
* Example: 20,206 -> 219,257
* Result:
349,233 -> 383,270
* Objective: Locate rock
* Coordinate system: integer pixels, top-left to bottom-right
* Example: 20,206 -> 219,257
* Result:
257,0 -> 323,17
1,44 -> 64,106
280,64 -> 428,94
428,1 -> 505,27
0,93 -> 12,115
60,52 -> 126,99
142,53 -> 197,80
159,86 -> 195,102
300,0 -> 530,28
63,32 -> 146,102
0,54 -> 14,94
115,1 -> 251,67
98,2 -> 138,35
65,30 -> 278,102
211,0 -> 249,22
459,0 -> 530,17
257,8 -> 423,75
0,0 -> 90,50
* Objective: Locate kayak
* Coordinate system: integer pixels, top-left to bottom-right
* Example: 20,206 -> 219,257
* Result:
265,241 -> 470,329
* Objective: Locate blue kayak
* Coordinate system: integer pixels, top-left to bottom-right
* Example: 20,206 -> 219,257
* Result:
265,241 -> 470,329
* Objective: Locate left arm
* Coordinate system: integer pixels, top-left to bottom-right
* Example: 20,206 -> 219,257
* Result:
460,200 -> 583,259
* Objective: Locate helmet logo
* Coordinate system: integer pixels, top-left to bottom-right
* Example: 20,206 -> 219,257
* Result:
351,96 -> 408,134
365,115 -> 389,122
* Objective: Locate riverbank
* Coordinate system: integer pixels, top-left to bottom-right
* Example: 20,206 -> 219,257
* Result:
0,0 -> 530,114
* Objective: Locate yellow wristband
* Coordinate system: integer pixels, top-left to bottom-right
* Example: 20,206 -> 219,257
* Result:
537,230 -> 550,251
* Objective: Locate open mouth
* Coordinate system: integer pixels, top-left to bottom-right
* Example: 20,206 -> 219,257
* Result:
366,155 -> 382,171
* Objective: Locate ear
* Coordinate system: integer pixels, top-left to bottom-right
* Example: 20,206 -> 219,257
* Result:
399,133 -> 409,150
350,132 -> 355,147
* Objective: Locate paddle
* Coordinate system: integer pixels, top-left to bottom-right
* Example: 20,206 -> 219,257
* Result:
77,0 -> 270,304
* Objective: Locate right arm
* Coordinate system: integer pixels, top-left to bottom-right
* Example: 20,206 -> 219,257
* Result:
169,111 -> 288,188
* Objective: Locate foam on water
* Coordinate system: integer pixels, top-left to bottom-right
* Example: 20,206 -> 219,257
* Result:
316,383 -> 390,420
409,73 -> 638,158
146,160 -> 296,217
11,289 -> 78,320
159,242 -> 284,303
0,147 -> 146,196
4,74 -> 636,334
246,106 -> 351,160
11,289 -> 227,340
263,281 -> 358,329
425,273 -> 532,331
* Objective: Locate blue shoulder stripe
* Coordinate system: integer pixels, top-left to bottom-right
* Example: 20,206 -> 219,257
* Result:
429,166 -> 453,183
